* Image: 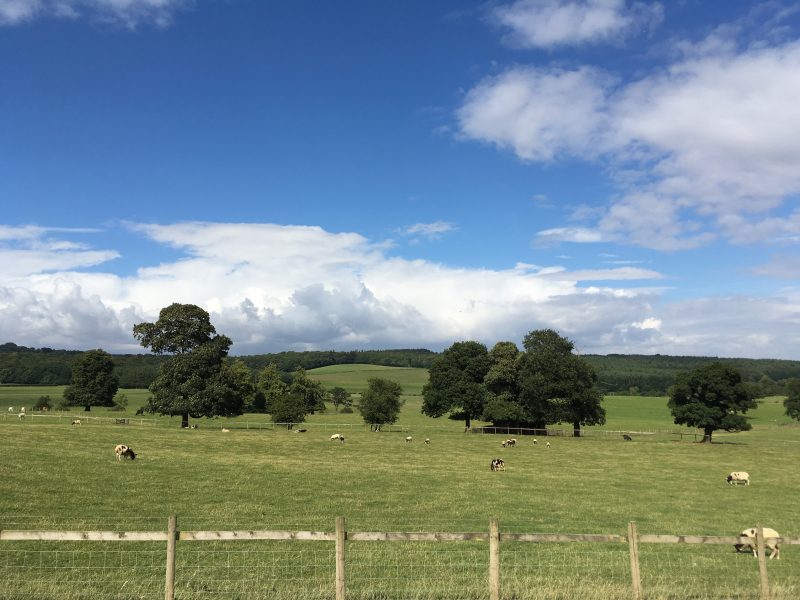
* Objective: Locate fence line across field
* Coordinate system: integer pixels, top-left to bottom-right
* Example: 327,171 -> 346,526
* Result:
1,519 -> 797,600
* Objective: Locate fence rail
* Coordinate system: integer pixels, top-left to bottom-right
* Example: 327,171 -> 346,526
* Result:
1,518 -> 798,600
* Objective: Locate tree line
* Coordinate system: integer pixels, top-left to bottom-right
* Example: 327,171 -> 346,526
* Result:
3,339 -> 800,397
37,304 -> 800,436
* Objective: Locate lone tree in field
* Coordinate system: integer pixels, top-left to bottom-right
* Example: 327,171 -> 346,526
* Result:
422,341 -> 490,430
668,362 -> 756,443
516,329 -> 605,436
783,378 -> 800,421
63,349 -> 119,412
329,386 -> 351,413
133,303 -> 244,428
358,377 -> 403,430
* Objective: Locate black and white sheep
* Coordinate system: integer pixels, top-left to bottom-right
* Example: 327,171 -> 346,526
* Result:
330,433 -> 345,443
623,434 -> 633,441
735,527 -> 780,559
490,458 -> 505,471
71,419 -> 81,426
114,444 -> 136,461
405,436 -> 413,443
727,471 -> 750,485
502,438 -> 517,448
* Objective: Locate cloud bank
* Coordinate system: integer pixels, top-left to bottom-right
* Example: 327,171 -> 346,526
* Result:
1,221 -> 798,359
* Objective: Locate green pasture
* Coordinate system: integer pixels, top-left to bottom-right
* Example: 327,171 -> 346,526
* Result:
1,370 -> 799,599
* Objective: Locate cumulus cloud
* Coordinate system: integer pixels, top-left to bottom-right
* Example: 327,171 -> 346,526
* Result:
457,66 -> 611,162
0,0 -> 190,27
493,0 -> 663,49
0,221 -> 676,355
458,34 -> 800,250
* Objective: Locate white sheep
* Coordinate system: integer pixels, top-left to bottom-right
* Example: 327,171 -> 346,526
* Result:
735,527 -> 780,559
20,407 -> 25,413
18,412 -> 25,420
546,442 -> 551,448
330,433 -> 345,443
222,428 -> 230,432
727,471 -> 750,485
71,419 -> 81,426
425,438 -> 431,444
405,436 -> 413,443
7,406 -> 13,412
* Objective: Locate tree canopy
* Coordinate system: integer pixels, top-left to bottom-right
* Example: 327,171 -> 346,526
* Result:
668,362 -> 756,443
421,341 -> 490,429
62,349 -> 119,412
134,304 -> 243,428
358,377 -> 403,429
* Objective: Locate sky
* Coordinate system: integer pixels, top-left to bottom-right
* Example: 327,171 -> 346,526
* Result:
1,0 -> 800,359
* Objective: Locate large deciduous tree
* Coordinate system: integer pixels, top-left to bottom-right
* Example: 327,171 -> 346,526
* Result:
668,362 -> 756,443
256,363 -> 286,413
133,303 -> 243,428
482,341 -> 524,426
358,377 -> 403,430
63,349 -> 119,412
422,341 -> 490,430
516,329 -> 605,436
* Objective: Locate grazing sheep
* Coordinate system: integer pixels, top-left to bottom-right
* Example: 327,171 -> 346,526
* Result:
532,438 -> 537,445
727,471 -> 750,486
405,436 -> 413,443
295,428 -> 307,433
71,419 -> 81,426
18,412 -> 25,420
221,428 -> 230,432
546,442 -> 551,448
490,458 -> 505,471
20,407 -> 25,413
425,438 -> 431,444
114,444 -> 136,461
330,433 -> 345,443
7,406 -> 13,412
735,527 -> 780,559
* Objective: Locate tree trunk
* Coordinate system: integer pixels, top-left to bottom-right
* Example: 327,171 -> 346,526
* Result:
573,421 -> 581,437
84,405 -> 91,412
702,427 -> 713,443
465,416 -> 471,430
180,412 -> 189,429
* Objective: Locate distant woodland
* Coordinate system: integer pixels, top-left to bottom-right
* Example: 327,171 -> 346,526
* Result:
1,341 -> 799,397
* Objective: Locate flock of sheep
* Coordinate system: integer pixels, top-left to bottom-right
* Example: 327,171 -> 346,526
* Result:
29,413 -> 782,561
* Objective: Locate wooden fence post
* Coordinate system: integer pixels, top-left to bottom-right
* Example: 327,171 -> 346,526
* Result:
336,516 -> 346,600
627,521 -> 642,600
489,518 -> 500,600
756,524 -> 770,600
165,514 -> 177,600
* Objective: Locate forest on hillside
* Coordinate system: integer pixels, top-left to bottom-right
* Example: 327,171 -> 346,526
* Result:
1,342 -> 798,396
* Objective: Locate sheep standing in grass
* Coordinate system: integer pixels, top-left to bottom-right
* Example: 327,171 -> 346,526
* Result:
735,527 -> 780,559
7,406 -> 13,412
490,458 -> 505,471
623,434 -> 633,441
71,419 -> 81,426
114,444 -> 136,461
425,438 -> 431,444
727,471 -> 750,485
18,413 -> 25,420
405,436 -> 413,443
330,433 -> 345,443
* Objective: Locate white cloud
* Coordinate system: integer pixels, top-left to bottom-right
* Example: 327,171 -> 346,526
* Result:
401,221 -> 458,239
457,66 -> 610,162
0,0 -> 189,27
493,0 -> 663,49
458,35 -> 800,250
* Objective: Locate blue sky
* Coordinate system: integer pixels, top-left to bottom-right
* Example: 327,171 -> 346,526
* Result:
2,0 -> 800,358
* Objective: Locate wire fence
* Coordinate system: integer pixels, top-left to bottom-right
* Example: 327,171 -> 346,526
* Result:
1,518 -> 798,600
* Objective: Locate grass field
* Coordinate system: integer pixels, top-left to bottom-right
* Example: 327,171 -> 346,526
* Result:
1,367 -> 799,599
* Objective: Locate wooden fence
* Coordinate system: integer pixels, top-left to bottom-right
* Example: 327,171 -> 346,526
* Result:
1,518 -> 797,600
